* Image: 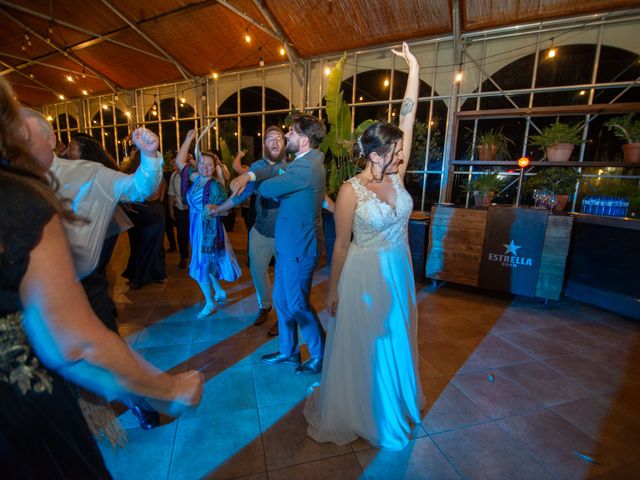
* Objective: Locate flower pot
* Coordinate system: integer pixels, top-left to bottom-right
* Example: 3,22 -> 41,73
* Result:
473,191 -> 494,207
554,194 -> 569,212
546,143 -> 574,162
477,144 -> 499,161
623,143 -> 640,163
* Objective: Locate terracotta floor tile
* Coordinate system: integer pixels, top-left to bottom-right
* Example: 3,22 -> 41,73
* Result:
452,370 -> 543,419
497,361 -> 591,407
259,402 -> 351,470
421,380 -> 491,434
269,453 -> 363,480
498,329 -> 571,360
544,353 -> 622,394
356,437 -> 462,479
498,410 -> 615,479
432,423 -> 554,480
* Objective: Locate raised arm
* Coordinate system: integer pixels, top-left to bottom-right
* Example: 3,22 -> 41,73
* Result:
175,129 -> 196,173
391,42 -> 419,179
232,150 -> 250,174
21,215 -> 203,414
325,182 -> 356,316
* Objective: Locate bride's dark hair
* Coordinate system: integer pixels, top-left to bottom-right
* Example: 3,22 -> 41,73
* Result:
353,122 -> 404,181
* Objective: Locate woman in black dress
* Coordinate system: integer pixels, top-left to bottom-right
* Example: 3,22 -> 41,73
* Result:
0,77 -> 203,478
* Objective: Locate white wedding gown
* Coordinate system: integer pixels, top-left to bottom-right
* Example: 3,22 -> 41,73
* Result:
304,174 -> 425,451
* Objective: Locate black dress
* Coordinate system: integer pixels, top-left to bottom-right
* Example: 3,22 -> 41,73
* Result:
0,178 -> 111,479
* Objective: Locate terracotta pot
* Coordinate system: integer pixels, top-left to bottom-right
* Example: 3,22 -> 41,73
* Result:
473,191 -> 494,207
623,143 -> 640,163
553,194 -> 569,212
477,144 -> 499,161
546,143 -> 574,162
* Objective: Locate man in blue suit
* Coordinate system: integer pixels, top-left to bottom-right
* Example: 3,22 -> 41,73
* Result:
231,114 -> 326,375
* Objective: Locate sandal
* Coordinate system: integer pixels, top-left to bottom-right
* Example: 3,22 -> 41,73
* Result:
197,303 -> 217,319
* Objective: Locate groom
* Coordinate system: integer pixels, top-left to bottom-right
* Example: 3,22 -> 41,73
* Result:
232,114 -> 326,375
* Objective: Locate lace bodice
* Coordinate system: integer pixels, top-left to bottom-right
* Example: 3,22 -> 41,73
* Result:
348,174 -> 413,250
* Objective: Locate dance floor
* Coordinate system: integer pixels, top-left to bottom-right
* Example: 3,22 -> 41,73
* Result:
100,216 -> 640,479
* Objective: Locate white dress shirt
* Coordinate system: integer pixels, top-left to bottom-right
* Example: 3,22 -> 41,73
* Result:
50,152 -> 162,279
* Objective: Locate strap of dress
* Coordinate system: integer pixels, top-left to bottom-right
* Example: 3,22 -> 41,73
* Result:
348,177 -> 369,204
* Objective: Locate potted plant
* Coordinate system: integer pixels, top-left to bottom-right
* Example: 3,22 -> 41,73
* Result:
529,119 -> 584,162
319,53 -> 373,263
475,128 -> 514,161
464,172 -> 506,207
524,167 -> 581,211
605,113 -> 640,163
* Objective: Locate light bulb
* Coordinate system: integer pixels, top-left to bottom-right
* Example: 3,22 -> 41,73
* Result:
58,94 -> 65,100
212,72 -> 218,79
548,48 -> 556,59
245,34 -> 251,44
383,78 -> 390,87
66,74 -> 74,82
46,115 -> 53,121
455,72 -> 463,82
324,67 -> 331,76
279,47 -> 285,56
82,89 -> 88,96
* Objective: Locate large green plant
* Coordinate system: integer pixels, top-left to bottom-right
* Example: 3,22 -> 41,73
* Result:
524,167 -> 581,195
605,114 -> 640,143
463,172 -> 506,194
529,119 -> 584,149
320,53 -> 374,199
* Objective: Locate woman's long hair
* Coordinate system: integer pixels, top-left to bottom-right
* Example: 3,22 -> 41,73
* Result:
0,77 -> 75,221
353,122 -> 404,181
71,133 -> 119,170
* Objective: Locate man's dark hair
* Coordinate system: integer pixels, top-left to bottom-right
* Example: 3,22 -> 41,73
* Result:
290,114 -> 326,148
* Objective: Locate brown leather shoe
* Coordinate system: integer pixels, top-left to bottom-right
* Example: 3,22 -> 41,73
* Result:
254,307 -> 272,326
267,322 -> 279,336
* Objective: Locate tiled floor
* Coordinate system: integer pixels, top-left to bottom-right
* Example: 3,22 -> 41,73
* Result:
99,219 -> 640,479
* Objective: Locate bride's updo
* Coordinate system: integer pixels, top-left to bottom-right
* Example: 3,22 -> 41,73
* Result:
354,122 -> 404,180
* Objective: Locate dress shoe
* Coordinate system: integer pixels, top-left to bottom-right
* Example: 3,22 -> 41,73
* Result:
295,358 -> 323,376
179,258 -> 188,269
261,352 -> 301,365
254,306 -> 272,326
267,323 -> 279,336
130,404 -> 159,430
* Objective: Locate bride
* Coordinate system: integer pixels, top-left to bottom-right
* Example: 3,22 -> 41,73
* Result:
303,42 -> 425,451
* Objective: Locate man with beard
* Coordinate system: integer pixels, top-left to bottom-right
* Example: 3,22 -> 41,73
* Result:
230,115 -> 326,375
214,126 -> 287,333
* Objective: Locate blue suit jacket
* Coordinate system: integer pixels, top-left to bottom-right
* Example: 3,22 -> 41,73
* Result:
257,149 -> 326,258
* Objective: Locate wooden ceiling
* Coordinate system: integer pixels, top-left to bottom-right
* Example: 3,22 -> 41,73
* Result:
1,0 -> 638,106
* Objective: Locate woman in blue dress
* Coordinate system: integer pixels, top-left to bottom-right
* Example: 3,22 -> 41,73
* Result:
175,130 -> 241,318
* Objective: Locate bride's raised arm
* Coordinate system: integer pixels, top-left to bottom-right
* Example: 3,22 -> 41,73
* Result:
391,42 -> 420,179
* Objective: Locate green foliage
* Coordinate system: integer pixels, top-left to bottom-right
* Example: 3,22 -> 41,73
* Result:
605,114 -> 640,143
320,53 -> 376,199
475,128 -> 515,157
524,167 -> 581,195
219,138 -> 234,175
529,118 -> 584,149
463,172 -> 506,194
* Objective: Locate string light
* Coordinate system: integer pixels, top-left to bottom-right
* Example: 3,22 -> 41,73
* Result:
279,47 -> 286,56
212,72 -> 218,79
547,38 -> 557,59
102,104 -> 109,110
579,90 -> 586,96
383,78 -> 390,87
82,89 -> 88,96
359,96 -> 363,101
125,111 -> 131,117
259,56 -> 264,68
454,71 -> 463,83
66,74 -> 74,82
58,94 -> 64,100
324,67 -> 331,76
46,115 -> 53,121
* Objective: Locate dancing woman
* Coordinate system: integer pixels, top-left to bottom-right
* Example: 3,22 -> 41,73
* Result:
175,129 -> 241,318
304,42 -> 425,451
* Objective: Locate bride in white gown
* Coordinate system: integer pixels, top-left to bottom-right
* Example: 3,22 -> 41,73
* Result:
304,42 -> 425,451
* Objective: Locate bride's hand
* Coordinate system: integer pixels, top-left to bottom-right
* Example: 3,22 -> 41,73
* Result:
325,287 -> 339,317
391,41 -> 418,69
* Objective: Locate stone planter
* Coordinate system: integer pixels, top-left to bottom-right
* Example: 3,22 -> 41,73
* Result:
546,143 -> 574,162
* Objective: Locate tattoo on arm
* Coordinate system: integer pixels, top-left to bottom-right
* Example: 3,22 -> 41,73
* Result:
400,98 -> 414,116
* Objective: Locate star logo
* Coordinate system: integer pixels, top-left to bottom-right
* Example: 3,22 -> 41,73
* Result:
502,240 -> 522,256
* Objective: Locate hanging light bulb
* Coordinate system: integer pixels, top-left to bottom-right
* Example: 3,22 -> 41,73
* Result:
82,89 -> 88,96
212,72 -> 218,79
58,94 -> 65,100
46,115 -> 53,121
21,44 -> 26,52
81,67 -> 86,79
102,104 -> 109,110
279,47 -> 286,56
180,94 -> 186,104
324,67 -> 331,76
66,74 -> 74,82
383,78 -> 390,87
547,39 -> 556,59
455,71 -> 463,82
245,33 -> 251,44
259,56 -> 265,68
